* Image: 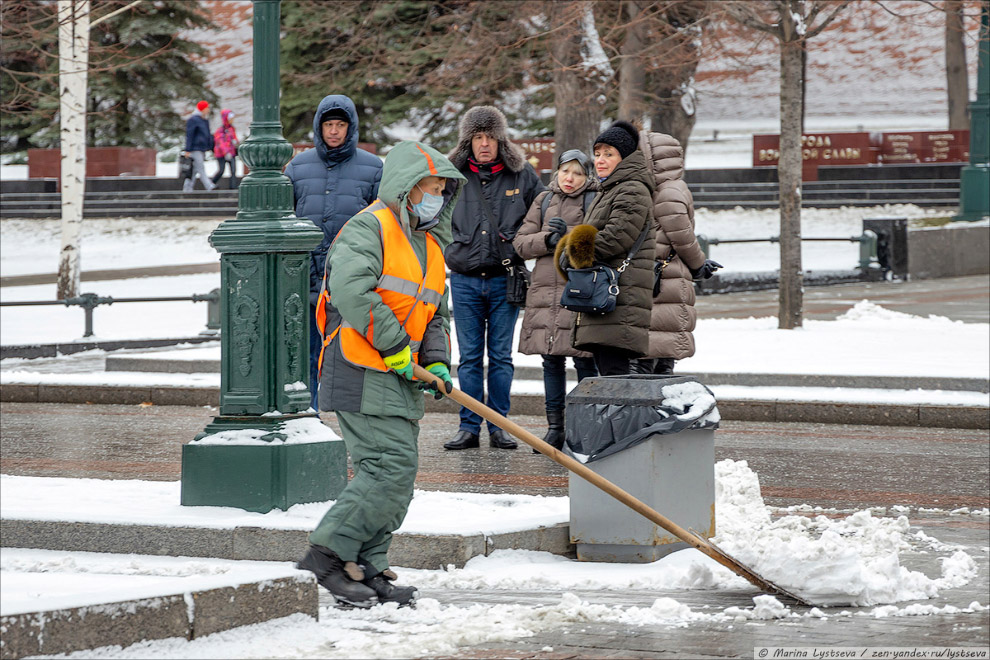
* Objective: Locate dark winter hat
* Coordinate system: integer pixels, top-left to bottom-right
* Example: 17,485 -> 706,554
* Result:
320,107 -> 350,124
594,120 -> 639,159
557,149 -> 593,177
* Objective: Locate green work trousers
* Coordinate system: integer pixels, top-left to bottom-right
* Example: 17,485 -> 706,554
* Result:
309,411 -> 419,575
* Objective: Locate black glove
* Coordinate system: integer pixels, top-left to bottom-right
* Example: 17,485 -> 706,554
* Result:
690,259 -> 723,280
544,217 -> 567,250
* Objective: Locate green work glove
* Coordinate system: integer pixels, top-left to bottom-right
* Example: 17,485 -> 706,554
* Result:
418,362 -> 453,399
383,345 -> 414,380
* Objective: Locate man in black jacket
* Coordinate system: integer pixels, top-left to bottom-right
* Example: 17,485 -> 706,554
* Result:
443,106 -> 545,450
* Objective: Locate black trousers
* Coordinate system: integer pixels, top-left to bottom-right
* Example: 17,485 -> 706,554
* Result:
590,345 -> 634,376
630,357 -> 676,375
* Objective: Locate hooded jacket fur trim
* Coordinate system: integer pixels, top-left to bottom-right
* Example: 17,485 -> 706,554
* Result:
447,105 -> 527,172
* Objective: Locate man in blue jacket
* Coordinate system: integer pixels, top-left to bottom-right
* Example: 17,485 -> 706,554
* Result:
285,94 -> 383,410
182,100 -> 215,192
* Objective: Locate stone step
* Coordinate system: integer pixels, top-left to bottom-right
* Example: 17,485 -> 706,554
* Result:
0,552 -> 316,660
2,381 -> 986,428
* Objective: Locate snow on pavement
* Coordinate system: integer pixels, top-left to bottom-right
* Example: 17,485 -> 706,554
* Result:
3,459 -> 985,658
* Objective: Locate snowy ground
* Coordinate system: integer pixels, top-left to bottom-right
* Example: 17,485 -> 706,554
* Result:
0,203 -> 963,347
2,460 -> 986,658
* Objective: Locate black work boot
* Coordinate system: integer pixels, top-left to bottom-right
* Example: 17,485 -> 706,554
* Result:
360,564 -> 418,607
535,409 -> 565,453
488,427 -> 517,449
296,544 -> 378,608
444,430 -> 480,450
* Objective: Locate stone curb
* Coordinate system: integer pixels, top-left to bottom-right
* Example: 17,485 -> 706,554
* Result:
100,356 -> 990,393
0,519 -> 574,571
2,382 -> 986,429
0,572 -> 316,660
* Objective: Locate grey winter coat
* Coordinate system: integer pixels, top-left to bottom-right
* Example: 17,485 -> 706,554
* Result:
512,178 -> 598,357
555,149 -> 656,356
640,132 -> 708,360
284,95 -> 384,296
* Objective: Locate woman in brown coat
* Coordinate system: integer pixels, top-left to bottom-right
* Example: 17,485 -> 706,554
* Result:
554,120 -> 656,376
631,132 -> 722,375
514,150 -> 599,450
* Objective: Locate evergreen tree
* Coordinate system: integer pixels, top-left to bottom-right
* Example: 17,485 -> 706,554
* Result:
87,0 -> 218,147
0,0 -> 217,152
280,0 -> 551,151
0,1 -> 60,151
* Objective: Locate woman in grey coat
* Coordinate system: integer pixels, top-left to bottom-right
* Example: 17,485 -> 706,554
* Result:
513,150 -> 599,450
554,120 -> 656,376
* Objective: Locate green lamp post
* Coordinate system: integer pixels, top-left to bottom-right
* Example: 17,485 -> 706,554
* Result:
957,3 -> 989,222
180,0 -> 347,513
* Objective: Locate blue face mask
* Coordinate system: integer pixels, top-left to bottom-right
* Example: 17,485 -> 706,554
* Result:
411,185 -> 444,223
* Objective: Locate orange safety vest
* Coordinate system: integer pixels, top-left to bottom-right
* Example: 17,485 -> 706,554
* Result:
316,200 -> 446,376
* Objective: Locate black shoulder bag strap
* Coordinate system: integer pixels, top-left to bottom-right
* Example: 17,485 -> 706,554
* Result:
616,217 -> 652,274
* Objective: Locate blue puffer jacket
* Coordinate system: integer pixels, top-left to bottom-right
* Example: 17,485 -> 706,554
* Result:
284,95 -> 383,296
185,112 -> 213,152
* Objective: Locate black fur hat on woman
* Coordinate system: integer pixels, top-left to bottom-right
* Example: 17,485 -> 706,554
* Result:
447,105 -> 527,172
593,120 -> 639,159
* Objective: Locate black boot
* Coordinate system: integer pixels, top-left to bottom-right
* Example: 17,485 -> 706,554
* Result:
444,430 -> 480,450
360,564 -> 418,607
535,409 -> 565,453
296,544 -> 378,608
488,427 -> 517,449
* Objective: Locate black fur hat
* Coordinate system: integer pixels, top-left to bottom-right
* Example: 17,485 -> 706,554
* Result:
594,120 -> 639,159
447,105 -> 527,172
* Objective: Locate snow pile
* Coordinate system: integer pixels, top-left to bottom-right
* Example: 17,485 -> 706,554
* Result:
405,548 -> 738,593
711,460 -> 978,606
191,417 -> 341,446
836,300 -> 964,326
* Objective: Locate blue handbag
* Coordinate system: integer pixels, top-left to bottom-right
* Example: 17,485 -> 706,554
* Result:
560,220 -> 651,315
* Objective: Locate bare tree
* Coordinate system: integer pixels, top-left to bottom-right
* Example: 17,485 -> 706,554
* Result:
647,1 -> 709,152
607,1 -> 709,153
54,0 -> 143,299
56,0 -> 90,300
945,0 -> 970,131
722,0 -> 850,329
617,1 -> 648,124
549,1 -> 611,161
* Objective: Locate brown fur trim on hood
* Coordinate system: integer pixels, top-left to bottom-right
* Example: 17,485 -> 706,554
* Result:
447,105 -> 527,172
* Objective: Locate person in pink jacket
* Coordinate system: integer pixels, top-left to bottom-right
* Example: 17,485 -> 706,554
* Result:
211,109 -> 239,188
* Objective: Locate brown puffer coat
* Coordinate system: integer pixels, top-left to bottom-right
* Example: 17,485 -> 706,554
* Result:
640,132 -> 708,360
513,177 -> 598,357
554,149 -> 656,357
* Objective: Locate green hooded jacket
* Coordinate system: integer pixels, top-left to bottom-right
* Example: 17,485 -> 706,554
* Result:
318,141 -> 466,419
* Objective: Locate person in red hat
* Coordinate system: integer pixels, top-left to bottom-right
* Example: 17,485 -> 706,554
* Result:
182,100 -> 215,192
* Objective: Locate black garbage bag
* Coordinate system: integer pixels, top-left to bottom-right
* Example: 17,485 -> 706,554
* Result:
564,375 -> 719,464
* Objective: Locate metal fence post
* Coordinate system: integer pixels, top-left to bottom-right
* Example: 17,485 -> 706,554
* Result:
858,230 -> 879,271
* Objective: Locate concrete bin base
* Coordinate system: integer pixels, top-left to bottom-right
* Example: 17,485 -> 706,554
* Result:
568,428 -> 715,563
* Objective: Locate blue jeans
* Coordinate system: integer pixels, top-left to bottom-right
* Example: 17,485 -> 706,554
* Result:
542,355 -> 598,412
450,272 -> 519,433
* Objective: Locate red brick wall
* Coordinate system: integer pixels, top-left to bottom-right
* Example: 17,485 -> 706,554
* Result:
28,148 -> 157,178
